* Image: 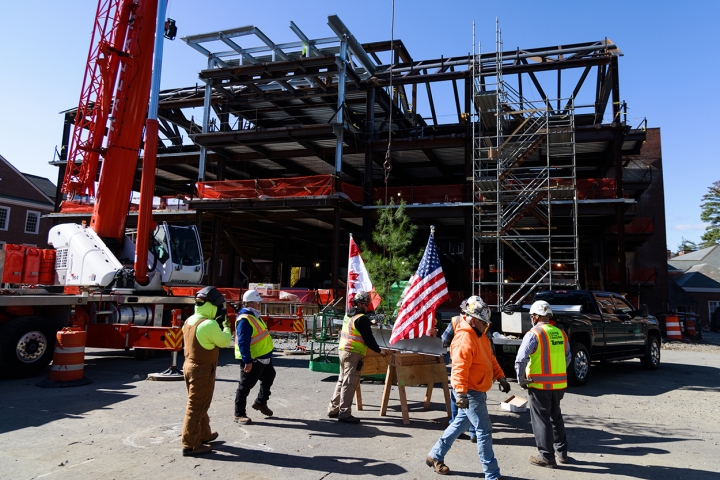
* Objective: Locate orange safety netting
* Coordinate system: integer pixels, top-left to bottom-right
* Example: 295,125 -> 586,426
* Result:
197,175 -> 336,199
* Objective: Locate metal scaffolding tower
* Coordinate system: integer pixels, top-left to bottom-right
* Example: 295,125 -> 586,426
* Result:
472,22 -> 579,309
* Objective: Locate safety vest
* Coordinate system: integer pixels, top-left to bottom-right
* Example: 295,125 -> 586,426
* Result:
526,323 -> 568,390
339,313 -> 367,356
234,313 -> 274,360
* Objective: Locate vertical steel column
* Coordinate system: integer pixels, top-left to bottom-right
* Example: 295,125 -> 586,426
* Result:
464,73 -> 473,296
282,235 -> 291,287
363,88 -> 375,244
331,36 -> 347,297
334,36 -> 347,177
198,57 -> 214,182
611,56 -> 627,293
209,215 -> 221,286
55,112 -> 74,213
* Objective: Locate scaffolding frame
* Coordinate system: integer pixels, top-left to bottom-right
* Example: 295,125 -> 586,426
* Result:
472,22 -> 579,309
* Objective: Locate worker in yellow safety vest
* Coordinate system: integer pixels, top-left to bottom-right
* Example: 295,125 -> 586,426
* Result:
233,289 -> 275,425
181,286 -> 232,457
327,290 -> 385,424
515,300 -> 572,469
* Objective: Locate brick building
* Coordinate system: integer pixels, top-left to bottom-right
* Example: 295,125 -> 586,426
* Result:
0,154 -> 55,250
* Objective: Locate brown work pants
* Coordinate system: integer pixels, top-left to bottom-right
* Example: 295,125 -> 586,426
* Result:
328,350 -> 364,419
182,362 -> 217,450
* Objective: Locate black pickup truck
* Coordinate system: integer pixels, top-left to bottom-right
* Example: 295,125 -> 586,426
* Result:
492,290 -> 661,386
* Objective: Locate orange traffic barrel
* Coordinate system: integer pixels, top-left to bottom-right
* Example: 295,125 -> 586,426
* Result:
686,319 -> 697,338
38,249 -> 56,285
37,329 -> 92,388
665,315 -> 682,340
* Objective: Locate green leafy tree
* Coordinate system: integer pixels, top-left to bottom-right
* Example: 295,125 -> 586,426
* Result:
676,237 -> 698,254
701,181 -> 720,247
361,199 -> 421,316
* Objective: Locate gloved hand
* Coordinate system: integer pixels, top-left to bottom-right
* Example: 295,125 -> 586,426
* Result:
518,375 -> 529,389
498,377 -> 511,394
455,393 -> 469,409
215,307 -> 227,329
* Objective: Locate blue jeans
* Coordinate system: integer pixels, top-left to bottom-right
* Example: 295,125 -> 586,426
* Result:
428,390 -> 501,480
450,389 -> 476,437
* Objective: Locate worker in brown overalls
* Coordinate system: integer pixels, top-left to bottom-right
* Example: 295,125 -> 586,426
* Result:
181,287 -> 232,456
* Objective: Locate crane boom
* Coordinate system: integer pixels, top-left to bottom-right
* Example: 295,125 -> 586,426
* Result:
62,0 -> 159,242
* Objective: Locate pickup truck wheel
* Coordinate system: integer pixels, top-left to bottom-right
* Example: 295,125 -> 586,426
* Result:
568,342 -> 590,386
0,316 -> 57,379
641,336 -> 661,370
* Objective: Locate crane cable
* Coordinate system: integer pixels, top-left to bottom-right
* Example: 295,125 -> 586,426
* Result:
383,0 -> 395,204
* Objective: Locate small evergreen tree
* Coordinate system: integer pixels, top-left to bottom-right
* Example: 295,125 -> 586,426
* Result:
361,199 -> 421,316
701,181 -> 720,247
676,237 -> 698,254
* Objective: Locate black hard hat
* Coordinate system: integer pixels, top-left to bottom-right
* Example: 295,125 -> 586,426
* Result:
352,290 -> 371,305
196,286 -> 225,307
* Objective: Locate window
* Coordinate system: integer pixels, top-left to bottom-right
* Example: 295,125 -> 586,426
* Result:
613,296 -> 635,314
709,301 -> 720,324
594,294 -> 616,315
0,206 -> 9,231
25,210 -> 40,234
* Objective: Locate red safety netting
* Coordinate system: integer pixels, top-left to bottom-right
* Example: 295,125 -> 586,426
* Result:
197,175 -> 336,199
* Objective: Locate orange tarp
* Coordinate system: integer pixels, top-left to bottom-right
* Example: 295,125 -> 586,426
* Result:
197,175 -> 336,199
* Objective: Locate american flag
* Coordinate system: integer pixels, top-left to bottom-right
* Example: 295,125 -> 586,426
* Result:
389,233 -> 450,345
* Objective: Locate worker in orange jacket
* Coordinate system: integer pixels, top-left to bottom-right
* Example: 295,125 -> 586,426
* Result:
426,296 -> 510,479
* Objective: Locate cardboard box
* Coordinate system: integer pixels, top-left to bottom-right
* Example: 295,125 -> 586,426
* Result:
500,395 -> 528,412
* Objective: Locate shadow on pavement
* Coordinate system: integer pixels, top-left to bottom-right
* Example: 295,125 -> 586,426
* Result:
252,416 -> 412,439
206,443 -> 407,476
568,359 -> 720,397
557,458 -> 718,479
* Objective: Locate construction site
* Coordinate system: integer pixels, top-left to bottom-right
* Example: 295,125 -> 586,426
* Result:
7,4 -> 720,479
46,15 -> 668,315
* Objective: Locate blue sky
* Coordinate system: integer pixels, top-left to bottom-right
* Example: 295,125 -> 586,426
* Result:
1,0 -> 718,250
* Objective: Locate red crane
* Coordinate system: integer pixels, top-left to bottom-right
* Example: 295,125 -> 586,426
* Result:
61,0 -> 158,243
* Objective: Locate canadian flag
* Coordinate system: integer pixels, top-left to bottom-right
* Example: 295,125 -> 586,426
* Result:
347,235 -> 381,310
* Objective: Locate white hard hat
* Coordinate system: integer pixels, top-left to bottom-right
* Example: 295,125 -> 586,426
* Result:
243,289 -> 263,303
530,300 -> 553,317
460,295 -> 491,322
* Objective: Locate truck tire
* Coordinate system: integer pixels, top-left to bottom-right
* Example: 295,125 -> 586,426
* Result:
0,316 -> 57,379
641,335 -> 661,370
568,342 -> 590,386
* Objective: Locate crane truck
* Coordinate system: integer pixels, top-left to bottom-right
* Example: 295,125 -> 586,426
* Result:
0,0 -> 204,379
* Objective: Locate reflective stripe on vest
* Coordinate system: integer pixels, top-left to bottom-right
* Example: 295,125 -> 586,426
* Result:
339,313 -> 367,355
234,313 -> 274,360
526,324 -> 568,390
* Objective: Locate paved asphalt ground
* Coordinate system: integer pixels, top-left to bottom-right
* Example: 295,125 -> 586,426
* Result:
1,341 -> 719,480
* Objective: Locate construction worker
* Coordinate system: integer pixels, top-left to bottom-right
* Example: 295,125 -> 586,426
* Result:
234,289 -> 275,425
181,286 -> 232,457
426,296 -> 510,479
441,315 -> 476,442
327,290 -> 384,424
514,300 -> 572,468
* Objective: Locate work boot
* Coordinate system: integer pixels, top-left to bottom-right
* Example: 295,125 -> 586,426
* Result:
234,415 -> 252,425
529,455 -> 557,469
327,410 -> 339,418
201,432 -> 219,444
252,402 -> 273,417
182,445 -> 212,457
338,415 -> 361,424
425,456 -> 450,475
556,452 -> 570,464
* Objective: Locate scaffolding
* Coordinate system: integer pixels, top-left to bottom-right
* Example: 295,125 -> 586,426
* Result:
472,23 -> 579,309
